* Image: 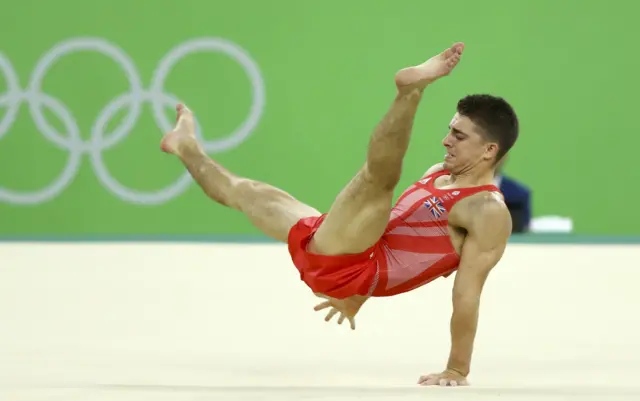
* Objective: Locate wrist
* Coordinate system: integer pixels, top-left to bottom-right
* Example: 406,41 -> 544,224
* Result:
445,362 -> 469,377
447,348 -> 471,377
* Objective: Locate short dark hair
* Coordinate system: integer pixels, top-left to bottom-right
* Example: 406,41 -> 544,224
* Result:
456,94 -> 519,161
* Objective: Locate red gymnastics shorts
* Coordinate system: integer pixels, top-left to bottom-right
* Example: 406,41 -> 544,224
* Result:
287,214 -> 378,299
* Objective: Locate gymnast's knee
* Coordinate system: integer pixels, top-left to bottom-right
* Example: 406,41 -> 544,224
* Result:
363,161 -> 402,192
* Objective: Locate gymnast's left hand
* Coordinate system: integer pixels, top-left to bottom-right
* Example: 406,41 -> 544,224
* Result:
418,369 -> 469,387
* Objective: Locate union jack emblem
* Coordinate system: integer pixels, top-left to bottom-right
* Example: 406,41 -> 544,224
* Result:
424,196 -> 446,218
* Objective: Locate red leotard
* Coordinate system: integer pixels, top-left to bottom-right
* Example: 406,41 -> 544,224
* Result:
287,169 -> 501,299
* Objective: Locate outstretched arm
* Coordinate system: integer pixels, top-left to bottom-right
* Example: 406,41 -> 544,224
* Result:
418,194 -> 511,386
447,198 -> 511,377
446,199 -> 511,376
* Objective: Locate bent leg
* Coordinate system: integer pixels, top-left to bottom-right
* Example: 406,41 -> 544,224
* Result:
310,43 -> 465,256
309,90 -> 423,255
161,105 -> 320,243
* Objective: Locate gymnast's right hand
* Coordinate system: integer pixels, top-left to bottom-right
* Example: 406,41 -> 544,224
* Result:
313,294 -> 368,330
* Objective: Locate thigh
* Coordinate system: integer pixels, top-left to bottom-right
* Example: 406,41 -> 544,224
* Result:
239,180 -> 321,243
309,167 -> 393,256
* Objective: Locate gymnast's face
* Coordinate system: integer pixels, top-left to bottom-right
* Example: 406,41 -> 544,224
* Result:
441,113 -> 498,173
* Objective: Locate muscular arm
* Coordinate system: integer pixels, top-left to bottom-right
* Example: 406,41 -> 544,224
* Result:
446,195 -> 512,377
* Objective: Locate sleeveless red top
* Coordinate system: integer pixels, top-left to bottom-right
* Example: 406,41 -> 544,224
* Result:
369,169 -> 501,297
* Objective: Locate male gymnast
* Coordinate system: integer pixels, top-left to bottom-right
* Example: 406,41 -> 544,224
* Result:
160,42 -> 519,386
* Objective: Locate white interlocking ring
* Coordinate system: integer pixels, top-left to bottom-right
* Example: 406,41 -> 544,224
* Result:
0,36 -> 265,205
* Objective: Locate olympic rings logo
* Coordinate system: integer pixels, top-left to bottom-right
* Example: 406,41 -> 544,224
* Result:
0,37 -> 265,205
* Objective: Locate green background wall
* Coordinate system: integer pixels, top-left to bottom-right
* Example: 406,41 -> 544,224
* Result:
0,0 -> 636,237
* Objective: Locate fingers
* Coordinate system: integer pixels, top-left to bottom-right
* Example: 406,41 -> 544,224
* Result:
336,313 -> 355,330
324,308 -> 339,322
313,300 -> 357,330
314,306 -> 356,330
314,301 -> 331,311
417,374 -> 436,385
417,374 -> 468,387
313,301 -> 339,322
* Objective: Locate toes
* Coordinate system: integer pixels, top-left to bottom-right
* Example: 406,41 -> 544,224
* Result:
442,42 -> 464,58
175,103 -> 193,118
447,54 -> 461,69
452,42 -> 465,54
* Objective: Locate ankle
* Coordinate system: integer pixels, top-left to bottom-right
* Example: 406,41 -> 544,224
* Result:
395,86 -> 424,99
176,138 -> 204,159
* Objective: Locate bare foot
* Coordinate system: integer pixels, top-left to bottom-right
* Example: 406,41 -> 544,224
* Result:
160,104 -> 197,156
395,42 -> 465,92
